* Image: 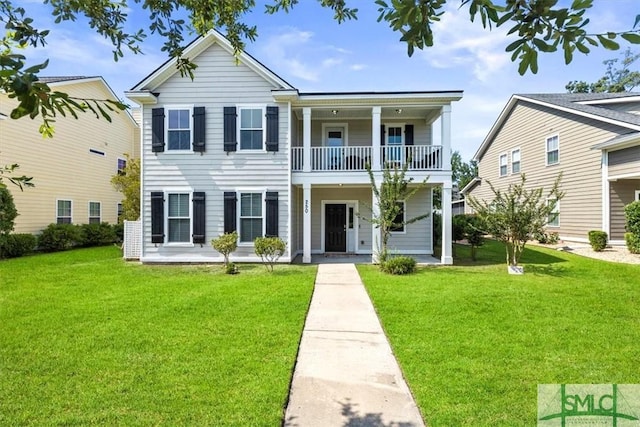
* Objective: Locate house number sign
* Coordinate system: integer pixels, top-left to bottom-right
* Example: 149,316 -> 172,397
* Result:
304,200 -> 309,214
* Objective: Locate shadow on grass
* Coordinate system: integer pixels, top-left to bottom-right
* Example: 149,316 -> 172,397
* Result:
451,242 -> 568,269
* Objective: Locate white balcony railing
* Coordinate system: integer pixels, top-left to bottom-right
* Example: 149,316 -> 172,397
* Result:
292,145 -> 442,172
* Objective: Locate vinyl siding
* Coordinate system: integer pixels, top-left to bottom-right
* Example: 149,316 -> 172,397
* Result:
469,100 -> 631,241
608,145 -> 640,177
610,179 -> 640,239
141,42 -> 290,260
387,187 -> 432,253
0,80 -> 137,234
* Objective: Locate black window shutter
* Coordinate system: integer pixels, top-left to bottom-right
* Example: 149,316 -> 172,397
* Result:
223,107 -> 237,152
224,192 -> 237,233
152,108 -> 165,153
151,191 -> 164,243
193,107 -> 206,153
265,192 -> 279,237
404,124 -> 414,146
192,192 -> 206,244
380,124 -> 385,146
265,106 -> 279,152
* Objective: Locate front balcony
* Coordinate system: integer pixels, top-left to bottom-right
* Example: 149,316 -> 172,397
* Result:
291,145 -> 443,172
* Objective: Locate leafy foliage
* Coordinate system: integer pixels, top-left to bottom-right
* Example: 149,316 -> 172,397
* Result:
359,161 -> 428,264
380,255 -> 416,275
0,163 -> 33,190
78,223 -> 118,247
566,48 -> 640,93
534,231 -> 560,244
624,200 -> 640,236
451,151 -> 478,192
467,173 -> 563,267
254,236 -> 286,272
211,231 -> 238,269
110,154 -> 140,221
0,233 -> 36,258
587,230 -> 608,252
37,223 -> 82,252
625,232 -> 640,254
0,186 -> 18,236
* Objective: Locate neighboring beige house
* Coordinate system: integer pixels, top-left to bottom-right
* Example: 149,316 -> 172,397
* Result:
0,76 -> 139,234
464,93 -> 640,244
126,29 -> 461,264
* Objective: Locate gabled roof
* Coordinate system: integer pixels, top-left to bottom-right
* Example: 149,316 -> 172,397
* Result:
39,76 -> 97,83
473,92 -> 640,161
128,29 -> 294,95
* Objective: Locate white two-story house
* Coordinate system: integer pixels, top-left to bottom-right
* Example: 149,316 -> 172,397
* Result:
126,30 -> 461,264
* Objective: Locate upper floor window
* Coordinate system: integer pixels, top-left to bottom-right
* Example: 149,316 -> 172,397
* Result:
167,193 -> 191,242
89,202 -> 101,224
546,135 -> 559,165
390,201 -> 406,233
168,109 -> 191,150
239,108 -> 264,150
547,198 -> 559,227
511,149 -> 521,174
240,192 -> 263,242
499,153 -> 508,177
117,158 -> 127,175
57,200 -> 72,224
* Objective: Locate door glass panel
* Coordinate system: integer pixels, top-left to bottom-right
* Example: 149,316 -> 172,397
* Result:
326,129 -> 344,169
388,126 -> 402,162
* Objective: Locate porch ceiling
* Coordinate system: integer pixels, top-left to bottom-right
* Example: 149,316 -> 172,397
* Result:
292,106 -> 441,123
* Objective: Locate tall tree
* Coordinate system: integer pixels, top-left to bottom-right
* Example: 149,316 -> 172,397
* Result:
2,0 -> 640,136
451,151 -> 478,193
566,48 -> 640,93
359,162 -> 429,264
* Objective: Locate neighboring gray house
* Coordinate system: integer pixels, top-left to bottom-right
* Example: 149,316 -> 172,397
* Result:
126,30 -> 461,264
464,93 -> 640,244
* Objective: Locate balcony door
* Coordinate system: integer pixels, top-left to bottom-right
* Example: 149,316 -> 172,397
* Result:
386,125 -> 404,164
325,126 -> 345,170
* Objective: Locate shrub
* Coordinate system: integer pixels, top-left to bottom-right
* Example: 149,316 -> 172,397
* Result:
380,256 -> 416,275
625,232 -> 640,254
0,187 -> 18,236
38,223 -> 82,252
452,214 -> 467,242
588,230 -> 608,252
78,223 -> 117,247
535,231 -> 560,245
0,233 -> 36,258
225,262 -> 239,275
432,212 -> 441,248
254,236 -> 286,272
112,223 -> 124,242
624,201 -> 640,236
211,231 -> 238,270
464,214 -> 485,261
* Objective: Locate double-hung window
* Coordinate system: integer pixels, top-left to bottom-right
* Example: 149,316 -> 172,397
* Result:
167,109 -> 191,150
239,108 -> 264,150
499,154 -> 508,177
89,202 -> 101,224
546,135 -> 559,165
511,149 -> 521,174
167,193 -> 191,242
117,158 -> 127,175
547,199 -> 560,227
240,192 -> 263,242
57,200 -> 72,224
390,201 -> 406,233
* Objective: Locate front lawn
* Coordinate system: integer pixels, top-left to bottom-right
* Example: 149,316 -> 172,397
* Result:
0,247 -> 316,426
359,241 -> 640,426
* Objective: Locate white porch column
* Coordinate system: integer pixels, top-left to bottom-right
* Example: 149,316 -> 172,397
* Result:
440,105 -> 452,170
441,183 -> 453,265
371,190 -> 382,264
371,106 -> 381,171
303,183 -> 312,263
303,107 -> 312,172
602,151 -> 610,236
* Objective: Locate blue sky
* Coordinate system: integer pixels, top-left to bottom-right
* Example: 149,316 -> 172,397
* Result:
20,0 -> 640,160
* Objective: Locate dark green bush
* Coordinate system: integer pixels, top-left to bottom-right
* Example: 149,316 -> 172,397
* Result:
38,223 -> 82,252
464,214 -> 485,261
432,212 -> 441,248
624,201 -> 640,236
535,231 -> 560,245
452,214 -> 467,242
113,223 -> 124,242
625,232 -> 640,254
78,223 -> 117,247
0,233 -> 37,258
0,187 -> 18,236
381,256 -> 416,275
587,230 -> 608,252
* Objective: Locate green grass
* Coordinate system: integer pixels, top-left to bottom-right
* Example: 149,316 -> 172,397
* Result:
359,241 -> 640,426
0,247 -> 316,426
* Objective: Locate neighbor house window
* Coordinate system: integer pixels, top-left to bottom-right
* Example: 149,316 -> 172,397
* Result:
240,192 -> 263,242
391,201 -> 405,233
167,193 -> 190,242
117,203 -> 124,223
57,200 -> 72,224
117,158 -> 127,175
239,108 -> 264,150
548,199 -> 559,227
167,109 -> 191,150
546,135 -> 559,165
89,202 -> 101,224
511,149 -> 521,174
499,153 -> 508,176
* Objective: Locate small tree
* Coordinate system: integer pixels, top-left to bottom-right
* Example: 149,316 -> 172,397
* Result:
467,174 -> 563,267
464,214 -> 485,262
211,231 -> 238,271
359,161 -> 428,264
254,236 -> 286,272
0,187 -> 18,236
110,155 -> 140,221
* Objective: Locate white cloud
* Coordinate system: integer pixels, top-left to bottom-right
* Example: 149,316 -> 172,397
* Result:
350,64 -> 366,71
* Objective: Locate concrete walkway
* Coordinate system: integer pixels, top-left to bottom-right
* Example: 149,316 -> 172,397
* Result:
284,263 -> 425,427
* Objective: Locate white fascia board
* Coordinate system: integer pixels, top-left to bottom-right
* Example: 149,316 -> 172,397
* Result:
125,91 -> 158,105
590,132 -> 640,151
296,92 -> 463,104
578,96 -> 640,105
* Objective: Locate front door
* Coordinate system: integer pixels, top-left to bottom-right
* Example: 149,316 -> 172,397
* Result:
325,204 -> 346,252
